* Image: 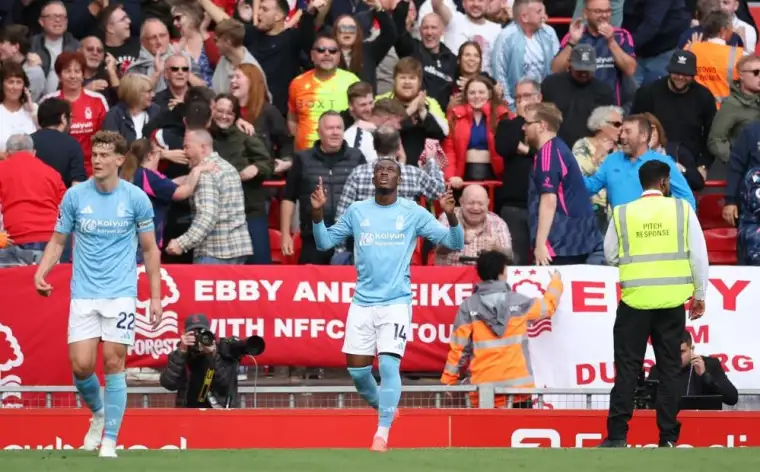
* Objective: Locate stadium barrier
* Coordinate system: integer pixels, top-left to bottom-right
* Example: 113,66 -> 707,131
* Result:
1,386 -> 759,449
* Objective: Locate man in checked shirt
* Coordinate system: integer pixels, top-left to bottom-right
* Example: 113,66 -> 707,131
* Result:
166,129 -> 253,264
332,126 -> 446,263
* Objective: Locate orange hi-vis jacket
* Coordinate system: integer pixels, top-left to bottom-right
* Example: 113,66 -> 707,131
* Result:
690,41 -> 742,109
441,276 -> 563,407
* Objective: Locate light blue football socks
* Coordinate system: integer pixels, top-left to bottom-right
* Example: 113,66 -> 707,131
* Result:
348,365 -> 379,409
103,373 -> 127,441
376,354 -> 402,440
74,373 -> 103,414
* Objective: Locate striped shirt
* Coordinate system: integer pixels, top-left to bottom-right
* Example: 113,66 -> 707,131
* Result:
288,68 -> 359,151
175,153 -> 252,259
528,137 -> 600,257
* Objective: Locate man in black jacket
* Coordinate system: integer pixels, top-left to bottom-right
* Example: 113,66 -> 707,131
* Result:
280,111 -> 366,264
648,329 -> 739,409
159,314 -> 240,408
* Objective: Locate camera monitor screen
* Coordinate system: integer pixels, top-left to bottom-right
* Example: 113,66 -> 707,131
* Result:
679,395 -> 724,411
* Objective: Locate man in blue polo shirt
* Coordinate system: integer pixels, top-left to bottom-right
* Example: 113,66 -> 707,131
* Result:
584,114 -> 696,210
552,0 -> 637,106
524,102 -> 602,266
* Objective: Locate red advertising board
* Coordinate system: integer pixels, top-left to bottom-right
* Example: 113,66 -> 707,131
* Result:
0,409 -> 756,449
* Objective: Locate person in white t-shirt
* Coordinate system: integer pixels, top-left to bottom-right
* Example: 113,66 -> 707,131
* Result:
721,0 -> 757,53
429,0 -> 505,74
0,63 -> 38,156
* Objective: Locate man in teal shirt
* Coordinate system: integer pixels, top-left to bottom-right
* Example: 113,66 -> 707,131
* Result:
584,115 -> 696,210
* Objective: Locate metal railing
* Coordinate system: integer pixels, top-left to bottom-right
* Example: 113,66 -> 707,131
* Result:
2,386 -> 759,410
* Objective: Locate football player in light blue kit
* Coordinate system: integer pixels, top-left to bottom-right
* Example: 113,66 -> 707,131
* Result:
312,155 -> 465,451
33,131 -> 163,459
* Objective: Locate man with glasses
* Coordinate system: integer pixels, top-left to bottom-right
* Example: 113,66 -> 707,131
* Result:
584,114 -> 696,210
552,0 -> 636,107
153,54 -> 192,111
523,102 -> 601,265
30,0 -> 80,94
494,78 -> 542,264
287,34 -> 360,151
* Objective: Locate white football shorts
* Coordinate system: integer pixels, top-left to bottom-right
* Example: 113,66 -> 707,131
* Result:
342,303 -> 412,357
68,297 -> 138,345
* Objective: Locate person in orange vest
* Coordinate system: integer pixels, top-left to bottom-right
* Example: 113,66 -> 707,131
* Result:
440,250 -> 564,408
688,10 -> 743,108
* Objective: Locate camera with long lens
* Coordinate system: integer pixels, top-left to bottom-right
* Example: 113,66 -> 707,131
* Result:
218,335 -> 266,360
191,328 -> 216,352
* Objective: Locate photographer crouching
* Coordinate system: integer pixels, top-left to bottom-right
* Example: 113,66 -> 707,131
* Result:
160,314 -> 265,408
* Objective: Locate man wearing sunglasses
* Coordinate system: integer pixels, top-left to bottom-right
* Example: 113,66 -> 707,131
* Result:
153,54 -> 191,111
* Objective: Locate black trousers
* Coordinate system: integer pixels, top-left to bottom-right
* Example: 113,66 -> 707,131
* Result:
606,300 -> 686,442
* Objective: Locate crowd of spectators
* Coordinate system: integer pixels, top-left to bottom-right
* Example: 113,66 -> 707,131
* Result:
0,0 -> 759,275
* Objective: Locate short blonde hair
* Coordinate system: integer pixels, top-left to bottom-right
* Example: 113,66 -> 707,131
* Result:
525,102 -> 563,133
117,74 -> 152,108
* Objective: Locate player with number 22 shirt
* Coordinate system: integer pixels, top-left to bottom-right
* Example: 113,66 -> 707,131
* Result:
311,157 -> 465,451
33,131 -> 163,459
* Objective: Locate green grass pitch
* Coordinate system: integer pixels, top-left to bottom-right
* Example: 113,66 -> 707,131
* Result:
2,448 -> 760,472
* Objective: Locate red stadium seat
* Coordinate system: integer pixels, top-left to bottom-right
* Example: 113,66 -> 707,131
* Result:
697,193 -> 730,230
269,229 -> 283,263
704,227 -> 737,265
283,232 -> 302,265
268,198 -> 280,230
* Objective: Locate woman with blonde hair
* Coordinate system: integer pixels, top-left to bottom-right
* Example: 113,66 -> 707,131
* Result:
120,138 -> 215,258
101,74 -> 160,145
230,63 -> 293,174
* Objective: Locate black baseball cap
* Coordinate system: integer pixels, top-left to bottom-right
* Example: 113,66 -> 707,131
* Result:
570,44 -> 597,73
667,50 -> 697,76
185,313 -> 210,332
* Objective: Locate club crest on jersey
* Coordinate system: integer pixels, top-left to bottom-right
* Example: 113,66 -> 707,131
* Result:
84,107 -> 92,120
395,215 -> 404,230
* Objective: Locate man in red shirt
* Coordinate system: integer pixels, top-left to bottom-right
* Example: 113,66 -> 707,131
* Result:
0,134 -> 66,266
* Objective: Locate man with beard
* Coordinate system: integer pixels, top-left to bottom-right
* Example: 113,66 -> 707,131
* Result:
375,57 -> 449,167
584,114 -> 696,210
631,50 -> 716,178
522,102 -> 601,266
540,44 -> 615,146
288,34 -> 360,151
553,0 -> 636,107
600,160 -> 708,448
393,8 -> 458,109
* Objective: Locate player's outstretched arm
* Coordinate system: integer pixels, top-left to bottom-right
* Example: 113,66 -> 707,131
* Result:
310,177 -> 354,251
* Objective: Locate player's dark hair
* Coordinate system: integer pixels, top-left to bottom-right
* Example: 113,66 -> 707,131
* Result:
476,250 -> 510,281
638,160 -> 670,190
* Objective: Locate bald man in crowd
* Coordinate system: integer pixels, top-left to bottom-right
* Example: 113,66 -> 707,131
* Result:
393,7 -> 458,108
166,129 -> 253,264
435,185 -> 513,265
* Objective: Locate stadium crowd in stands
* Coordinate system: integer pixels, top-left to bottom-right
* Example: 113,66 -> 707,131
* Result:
0,0 -> 758,297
